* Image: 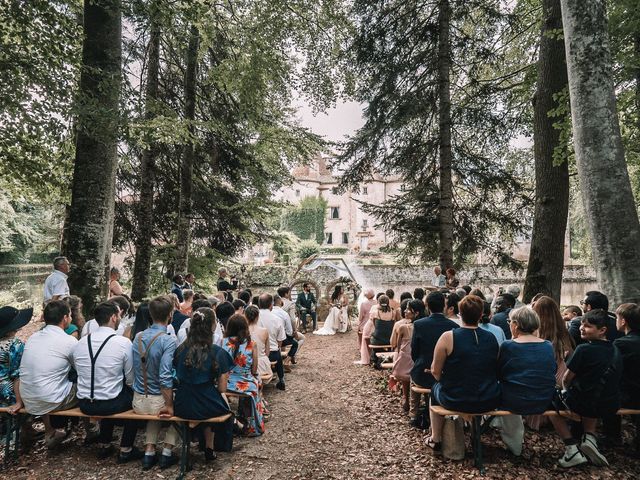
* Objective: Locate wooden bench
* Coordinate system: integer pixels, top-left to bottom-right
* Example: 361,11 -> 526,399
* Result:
380,362 -> 393,370
429,405 -> 640,473
369,344 -> 393,351
0,406 -> 231,480
410,385 -> 431,395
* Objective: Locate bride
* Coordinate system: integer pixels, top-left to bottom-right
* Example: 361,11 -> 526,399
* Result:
314,285 -> 349,335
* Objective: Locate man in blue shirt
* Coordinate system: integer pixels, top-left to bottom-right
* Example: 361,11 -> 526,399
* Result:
132,295 -> 178,470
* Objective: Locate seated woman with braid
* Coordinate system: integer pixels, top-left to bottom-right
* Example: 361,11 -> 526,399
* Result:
173,308 -> 234,458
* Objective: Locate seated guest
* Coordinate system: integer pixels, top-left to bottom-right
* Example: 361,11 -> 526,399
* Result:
527,296 -> 574,430
496,307 -> 556,455
392,300 -> 423,412
0,306 -> 32,411
562,305 -> 582,326
469,288 -> 486,300
215,301 -> 236,331
273,295 -> 299,365
399,291 -> 413,303
461,285 -> 472,296
82,295 -> 130,337
569,291 -> 621,346
386,289 -> 400,313
232,299 -> 246,315
409,292 -> 459,425
238,290 -> 252,305
177,300 -> 223,346
174,309 -> 234,458
427,295 -> 500,451
491,292 -> 516,340
614,303 -> 640,450
222,314 -> 266,436
132,296 -> 179,470
179,289 -> 194,316
62,295 -> 85,339
445,292 -> 462,326
258,294 -> 286,390
245,305 -> 272,383
548,309 -> 623,468
478,302 -> 505,345
73,301 -> 142,462
20,300 -> 80,448
168,293 -> 189,332
124,302 -> 151,340
391,299 -> 412,350
413,287 -> 425,303
370,295 -> 395,346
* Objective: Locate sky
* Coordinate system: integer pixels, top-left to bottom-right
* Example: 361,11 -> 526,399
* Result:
296,99 -> 365,143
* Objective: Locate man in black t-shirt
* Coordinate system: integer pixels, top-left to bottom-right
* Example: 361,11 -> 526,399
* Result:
614,303 -> 640,451
549,309 -> 622,469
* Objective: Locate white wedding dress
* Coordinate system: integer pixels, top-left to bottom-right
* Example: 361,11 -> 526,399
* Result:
314,296 -> 349,336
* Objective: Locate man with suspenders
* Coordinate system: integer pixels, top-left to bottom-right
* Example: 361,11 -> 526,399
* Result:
73,302 -> 142,462
132,295 -> 179,470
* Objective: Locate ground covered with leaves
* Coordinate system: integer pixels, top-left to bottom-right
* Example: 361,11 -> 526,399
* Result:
3,328 -> 640,479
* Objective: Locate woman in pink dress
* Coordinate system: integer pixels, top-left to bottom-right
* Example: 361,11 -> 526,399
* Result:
392,300 -> 426,411
525,296 -> 575,430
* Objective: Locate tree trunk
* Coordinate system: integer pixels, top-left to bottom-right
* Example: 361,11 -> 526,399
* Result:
560,0 -> 640,305
63,0 -> 121,315
174,25 -> 199,274
131,3 -> 161,301
522,0 -> 569,304
437,0 -> 454,270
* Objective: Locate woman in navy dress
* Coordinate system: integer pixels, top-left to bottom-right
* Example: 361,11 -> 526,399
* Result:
427,294 -> 501,451
174,307 -> 234,459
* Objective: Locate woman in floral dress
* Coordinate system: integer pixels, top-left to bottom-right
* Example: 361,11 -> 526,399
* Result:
222,313 -> 266,436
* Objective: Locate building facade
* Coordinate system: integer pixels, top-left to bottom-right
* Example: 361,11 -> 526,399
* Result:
277,156 -> 403,253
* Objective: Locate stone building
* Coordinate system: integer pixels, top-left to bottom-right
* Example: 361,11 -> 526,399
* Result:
277,156 -> 403,252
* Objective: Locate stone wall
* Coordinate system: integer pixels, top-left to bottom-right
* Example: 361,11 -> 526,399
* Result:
243,263 -> 597,297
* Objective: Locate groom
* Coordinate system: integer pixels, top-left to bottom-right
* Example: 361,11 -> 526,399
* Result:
296,283 -> 317,333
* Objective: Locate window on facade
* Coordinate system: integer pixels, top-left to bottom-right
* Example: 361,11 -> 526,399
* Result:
325,232 -> 333,244
342,232 -> 349,244
330,207 -> 340,219
363,186 -> 368,195
295,189 -> 300,197
362,219 -> 368,229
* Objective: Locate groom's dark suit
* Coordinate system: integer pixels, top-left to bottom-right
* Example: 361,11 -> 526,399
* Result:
296,291 -> 317,330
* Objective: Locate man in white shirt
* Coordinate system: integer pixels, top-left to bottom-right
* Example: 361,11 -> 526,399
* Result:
258,293 -> 286,390
20,300 -> 78,448
43,256 -> 71,302
273,294 -> 300,366
72,301 -> 142,463
81,295 -> 130,337
431,266 -> 446,288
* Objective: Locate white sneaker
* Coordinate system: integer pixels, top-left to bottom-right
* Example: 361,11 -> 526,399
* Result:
580,433 -> 609,467
558,444 -> 588,468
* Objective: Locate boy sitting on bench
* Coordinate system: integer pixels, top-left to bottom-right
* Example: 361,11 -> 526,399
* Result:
549,309 -> 623,468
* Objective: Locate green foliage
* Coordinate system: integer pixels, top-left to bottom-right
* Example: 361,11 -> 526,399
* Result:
296,238 -> 321,260
321,247 -> 348,255
0,0 -> 81,200
0,190 -> 62,264
272,231 -> 302,263
280,196 -> 328,244
336,0 -> 531,263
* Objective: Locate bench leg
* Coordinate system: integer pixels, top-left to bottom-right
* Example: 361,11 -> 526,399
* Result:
3,414 -> 20,466
471,416 -> 485,474
176,423 -> 191,480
